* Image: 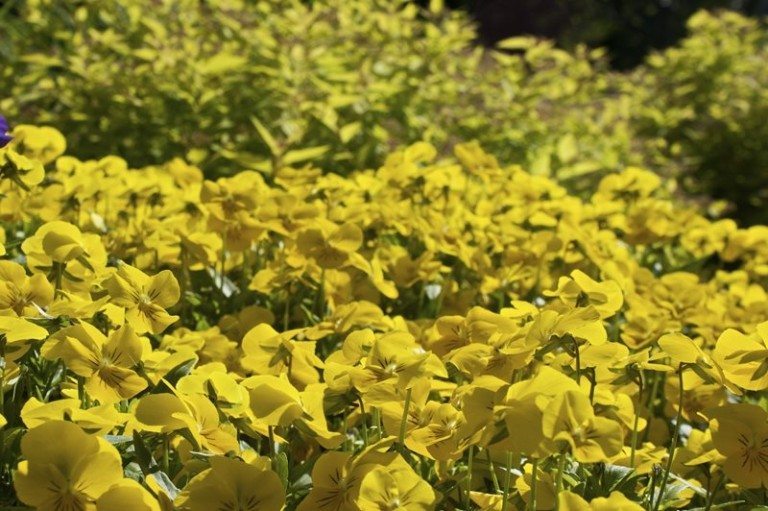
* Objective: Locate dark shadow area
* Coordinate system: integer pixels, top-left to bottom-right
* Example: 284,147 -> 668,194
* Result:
425,0 -> 768,68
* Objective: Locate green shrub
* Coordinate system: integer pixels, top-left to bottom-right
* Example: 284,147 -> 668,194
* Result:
632,10 -> 768,224
0,0 -> 637,187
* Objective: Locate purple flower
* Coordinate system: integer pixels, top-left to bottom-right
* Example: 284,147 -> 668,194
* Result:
0,116 -> 12,148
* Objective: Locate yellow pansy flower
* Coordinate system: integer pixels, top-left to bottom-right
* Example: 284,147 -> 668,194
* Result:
177,455 -> 284,511
712,323 -> 768,392
0,260 -> 54,316
103,263 -> 180,334
297,221 -> 364,269
240,323 -> 322,388
357,464 -> 437,511
134,391 -> 239,455
0,147 -> 45,189
43,323 -> 147,404
544,269 -> 624,319
14,420 -> 123,511
542,390 -> 624,463
97,479 -> 162,511
709,403 -> 768,488
558,490 -> 643,510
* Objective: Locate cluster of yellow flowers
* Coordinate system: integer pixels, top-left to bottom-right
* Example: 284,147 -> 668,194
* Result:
2,124 -> 768,511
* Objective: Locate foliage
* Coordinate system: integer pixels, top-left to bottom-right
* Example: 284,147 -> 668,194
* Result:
0,0 -> 638,189
3,1 -> 767,223
0,122 -> 768,509
633,10 -> 768,225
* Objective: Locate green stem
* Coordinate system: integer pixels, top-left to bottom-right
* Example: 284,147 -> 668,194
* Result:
652,364 -> 685,511
630,412 -> 640,469
372,406 -> 381,442
554,453 -> 566,510
486,449 -> 501,494
268,425 -> 277,459
162,434 -> 170,474
630,376 -> 643,468
53,262 -> 64,297
77,376 -> 85,407
466,445 -> 474,509
704,472 -> 724,511
219,230 -> 227,294
501,451 -> 513,511
572,337 -> 581,382
283,288 -> 291,331
342,413 -> 350,452
529,458 -> 538,511
315,269 -> 326,319
398,387 -> 413,445
357,396 -> 369,448
643,372 -> 661,443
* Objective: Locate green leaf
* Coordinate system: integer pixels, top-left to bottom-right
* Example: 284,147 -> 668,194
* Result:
282,146 -> 330,166
199,53 -> 247,75
557,134 -> 578,164
250,117 -> 280,156
152,358 -> 198,391
273,451 -> 290,490
496,36 -> 537,51
132,431 -> 157,475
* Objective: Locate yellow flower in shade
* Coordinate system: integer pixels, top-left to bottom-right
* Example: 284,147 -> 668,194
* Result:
21,397 -> 125,435
515,462 -> 556,511
0,315 -> 49,362
712,323 -> 768,392
240,323 -> 322,388
240,374 -> 305,427
0,260 -> 54,316
0,147 -> 45,189
43,323 -> 147,404
296,221 -> 363,269
133,391 -> 239,455
709,403 -> 768,488
357,464 -> 437,511
497,366 -> 580,457
96,479 -> 161,511
14,420 -> 123,511
297,440 -> 400,511
103,263 -> 180,334
28,221 -> 88,264
542,390 -> 624,463
527,306 -> 607,346
10,124 -> 67,164
406,403 -> 475,462
178,455 -> 284,511
543,270 -> 624,319
348,331 -> 435,393
558,490 -> 643,511
21,221 -> 107,294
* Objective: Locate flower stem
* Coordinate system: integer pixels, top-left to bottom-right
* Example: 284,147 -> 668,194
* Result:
529,457 -> 538,511
630,412 -> 640,468
652,364 -> 685,511
268,425 -> 276,459
357,396 -> 369,448
501,451 -> 513,511
486,449 -> 501,494
465,445 -> 474,509
630,375 -> 643,468
705,472 -> 724,511
554,452 -> 566,511
398,387 -> 413,446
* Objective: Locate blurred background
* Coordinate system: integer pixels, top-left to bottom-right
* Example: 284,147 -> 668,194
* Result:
429,0 -> 768,68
